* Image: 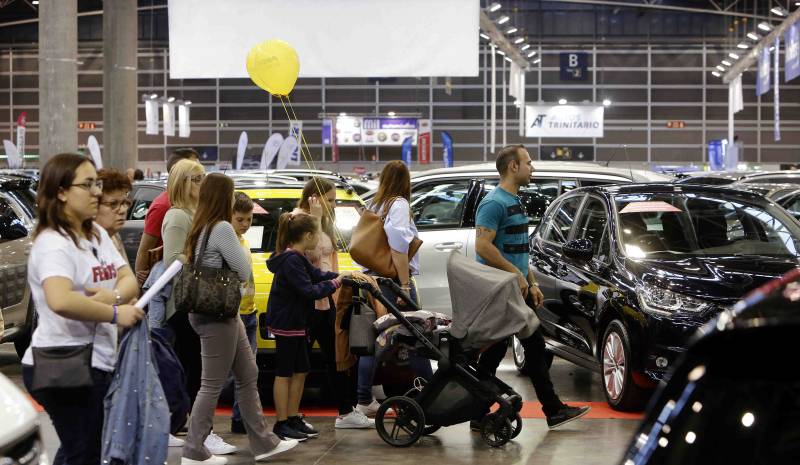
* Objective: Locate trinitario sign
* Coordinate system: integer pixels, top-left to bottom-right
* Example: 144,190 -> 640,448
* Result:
525,105 -> 604,138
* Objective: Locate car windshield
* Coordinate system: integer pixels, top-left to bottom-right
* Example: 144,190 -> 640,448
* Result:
614,193 -> 800,259
246,198 -> 362,253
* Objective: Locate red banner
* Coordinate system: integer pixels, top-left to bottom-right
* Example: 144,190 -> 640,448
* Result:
417,119 -> 431,164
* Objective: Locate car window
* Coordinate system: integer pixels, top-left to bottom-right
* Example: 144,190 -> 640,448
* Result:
579,179 -> 619,187
410,180 -> 470,230
541,195 -> 584,244
5,188 -> 36,218
779,193 -> 800,219
0,198 -> 26,243
574,196 -> 610,262
129,187 -> 161,220
561,179 -> 578,192
519,179 -> 560,226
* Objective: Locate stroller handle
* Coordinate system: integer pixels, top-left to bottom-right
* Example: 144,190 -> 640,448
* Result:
341,277 -> 421,312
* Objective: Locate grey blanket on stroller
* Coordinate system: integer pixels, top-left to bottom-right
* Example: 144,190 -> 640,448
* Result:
446,251 -> 539,350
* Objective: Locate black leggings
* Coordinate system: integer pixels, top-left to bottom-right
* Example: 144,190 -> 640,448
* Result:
307,304 -> 358,415
169,311 -> 202,407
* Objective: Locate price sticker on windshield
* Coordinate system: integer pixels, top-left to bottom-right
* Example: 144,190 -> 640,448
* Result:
619,201 -> 681,214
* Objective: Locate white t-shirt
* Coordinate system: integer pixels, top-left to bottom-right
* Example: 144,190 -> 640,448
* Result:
22,224 -> 129,372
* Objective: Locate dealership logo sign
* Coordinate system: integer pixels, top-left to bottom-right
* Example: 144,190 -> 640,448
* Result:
525,105 -> 604,138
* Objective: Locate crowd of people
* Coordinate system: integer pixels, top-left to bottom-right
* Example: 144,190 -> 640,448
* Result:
20,144 -> 588,465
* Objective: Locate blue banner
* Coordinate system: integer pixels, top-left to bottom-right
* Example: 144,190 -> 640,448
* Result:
785,22 -> 800,82
559,52 -> 588,81
401,136 -> 413,167
321,119 -> 332,145
441,131 -> 453,168
708,140 -> 724,171
757,47 -> 771,96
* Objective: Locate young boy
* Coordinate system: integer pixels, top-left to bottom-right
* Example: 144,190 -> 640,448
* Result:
230,192 -> 258,434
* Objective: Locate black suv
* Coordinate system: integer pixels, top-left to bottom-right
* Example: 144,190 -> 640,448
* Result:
528,184 -> 800,410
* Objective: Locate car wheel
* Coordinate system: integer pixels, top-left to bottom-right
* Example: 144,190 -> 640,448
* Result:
13,300 -> 36,359
512,335 -> 553,373
601,320 -> 646,411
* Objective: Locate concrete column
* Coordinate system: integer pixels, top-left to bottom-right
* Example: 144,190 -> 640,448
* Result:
38,0 -> 78,165
103,0 -> 138,170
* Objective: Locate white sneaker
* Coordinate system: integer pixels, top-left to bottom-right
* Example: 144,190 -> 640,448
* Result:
169,434 -> 185,447
255,439 -> 299,461
180,456 -> 228,465
204,432 -> 237,455
355,399 -> 393,417
335,410 -> 375,429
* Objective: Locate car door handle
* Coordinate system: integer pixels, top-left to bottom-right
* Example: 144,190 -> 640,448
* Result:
568,295 -> 586,311
434,242 -> 464,251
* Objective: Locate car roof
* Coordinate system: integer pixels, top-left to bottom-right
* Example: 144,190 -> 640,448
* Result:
240,186 -> 363,203
576,182 -> 771,201
412,161 -> 671,182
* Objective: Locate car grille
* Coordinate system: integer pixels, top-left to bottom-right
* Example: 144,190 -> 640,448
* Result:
0,428 -> 43,465
0,264 -> 26,308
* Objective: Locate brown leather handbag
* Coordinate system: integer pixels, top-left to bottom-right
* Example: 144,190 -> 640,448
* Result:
349,198 -> 422,278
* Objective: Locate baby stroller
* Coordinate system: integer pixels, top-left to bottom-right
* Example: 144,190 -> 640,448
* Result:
342,252 -> 539,448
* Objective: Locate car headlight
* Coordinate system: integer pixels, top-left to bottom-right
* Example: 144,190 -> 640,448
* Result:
637,283 -> 711,316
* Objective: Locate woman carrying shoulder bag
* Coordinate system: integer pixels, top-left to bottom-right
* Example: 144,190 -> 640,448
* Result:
22,153 -> 144,465
181,173 -> 297,465
354,160 -> 432,417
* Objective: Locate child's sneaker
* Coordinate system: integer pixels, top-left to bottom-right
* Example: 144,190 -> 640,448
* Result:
273,421 -> 308,442
288,415 -> 319,438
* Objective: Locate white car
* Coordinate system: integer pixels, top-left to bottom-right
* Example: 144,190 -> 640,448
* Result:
0,372 -> 44,465
370,161 -> 671,314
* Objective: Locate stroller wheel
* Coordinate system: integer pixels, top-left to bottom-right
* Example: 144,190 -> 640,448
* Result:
510,412 -> 523,439
480,413 -> 512,447
376,396 -> 426,447
404,388 -> 441,435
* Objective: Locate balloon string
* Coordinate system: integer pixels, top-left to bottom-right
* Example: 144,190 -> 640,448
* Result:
278,95 -> 350,252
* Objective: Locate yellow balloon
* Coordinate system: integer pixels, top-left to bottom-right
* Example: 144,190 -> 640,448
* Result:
246,39 -> 300,97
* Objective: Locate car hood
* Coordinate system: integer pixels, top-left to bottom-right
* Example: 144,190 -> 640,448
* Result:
626,255 -> 800,302
0,373 -> 37,447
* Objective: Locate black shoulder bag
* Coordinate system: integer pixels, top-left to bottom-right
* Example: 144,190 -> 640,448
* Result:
30,324 -> 97,391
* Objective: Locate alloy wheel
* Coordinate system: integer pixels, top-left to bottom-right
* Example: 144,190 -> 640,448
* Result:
602,332 -> 626,401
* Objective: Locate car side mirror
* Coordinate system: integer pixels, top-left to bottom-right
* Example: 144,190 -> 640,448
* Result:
562,239 -> 593,262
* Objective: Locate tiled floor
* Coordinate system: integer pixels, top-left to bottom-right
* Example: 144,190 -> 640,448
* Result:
1,343 -> 638,465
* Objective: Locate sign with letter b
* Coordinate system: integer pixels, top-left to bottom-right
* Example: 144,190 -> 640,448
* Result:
560,52 -> 588,81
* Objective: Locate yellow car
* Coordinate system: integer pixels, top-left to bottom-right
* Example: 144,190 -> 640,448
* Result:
238,186 -> 364,356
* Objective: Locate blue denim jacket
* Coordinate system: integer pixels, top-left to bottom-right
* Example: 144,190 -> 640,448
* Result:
102,320 -> 169,465
144,260 -> 171,328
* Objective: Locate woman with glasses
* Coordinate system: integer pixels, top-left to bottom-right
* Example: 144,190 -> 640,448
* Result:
96,169 -> 133,263
22,153 -> 144,465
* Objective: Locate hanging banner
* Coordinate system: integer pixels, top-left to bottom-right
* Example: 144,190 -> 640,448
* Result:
785,21 -> 800,82
145,99 -> 159,135
331,119 -> 339,163
276,136 -> 298,170
441,131 -> 453,168
3,140 -> 21,169
163,102 -> 176,136
15,112 -> 26,163
756,47 -> 771,96
235,131 -> 248,170
178,104 -> 191,138
525,105 -> 604,138
708,140 -> 725,171
261,133 -> 285,170
401,136 -> 413,167
559,52 -> 589,81
729,75 -> 744,114
288,121 -> 303,166
775,39 -> 781,142
417,119 -> 431,164
321,119 -> 332,145
362,117 -> 418,146
87,135 -> 103,169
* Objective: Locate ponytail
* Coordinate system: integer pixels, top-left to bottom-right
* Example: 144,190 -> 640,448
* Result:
275,212 -> 319,253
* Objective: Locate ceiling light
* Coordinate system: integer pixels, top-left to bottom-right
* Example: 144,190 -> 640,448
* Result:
497,50 -> 506,56
504,57 -> 513,63
716,65 -> 726,71
521,44 -> 531,51
602,99 -> 611,106
388,111 -> 396,117
728,52 -> 740,59
711,71 -> 721,77
533,58 -> 541,64
339,112 -> 347,117
514,37 -> 524,44
758,22 -> 773,32
737,43 -> 749,49
741,412 -> 755,428
771,7 -> 787,16
747,32 -> 760,41
489,2 -> 502,12
558,98 -> 567,105
721,60 -> 731,66
184,101 -> 192,105
505,27 -> 518,34
149,93 -> 158,99
31,0 -> 39,4
497,15 -> 510,25
527,50 -> 537,57
479,33 -> 490,40
167,96 -> 176,102
685,432 -> 696,444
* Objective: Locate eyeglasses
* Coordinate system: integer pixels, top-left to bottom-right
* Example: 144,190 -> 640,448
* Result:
100,198 -> 132,211
71,180 -> 103,191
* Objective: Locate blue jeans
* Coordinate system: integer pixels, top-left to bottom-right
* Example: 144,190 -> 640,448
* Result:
356,278 -> 434,405
231,312 -> 258,423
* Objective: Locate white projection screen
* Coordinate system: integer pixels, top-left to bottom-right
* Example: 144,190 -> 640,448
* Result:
168,0 -> 479,79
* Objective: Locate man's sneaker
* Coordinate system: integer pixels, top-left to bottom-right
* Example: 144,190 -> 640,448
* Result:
288,416 -> 319,438
335,410 -> 375,429
181,456 -> 227,465
230,419 -> 246,435
273,421 -> 308,442
169,434 -> 185,447
255,439 -> 299,461
204,432 -> 238,455
546,405 -> 591,429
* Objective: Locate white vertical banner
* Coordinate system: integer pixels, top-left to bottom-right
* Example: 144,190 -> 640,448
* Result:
261,133 -> 285,170
178,104 -> 191,138
3,140 -> 21,169
235,131 -> 248,170
276,136 -> 299,170
86,135 -> 103,169
730,75 -> 744,114
288,121 -> 303,166
163,102 -> 176,137
145,100 -> 159,135
15,112 -> 26,163
775,39 -> 781,142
